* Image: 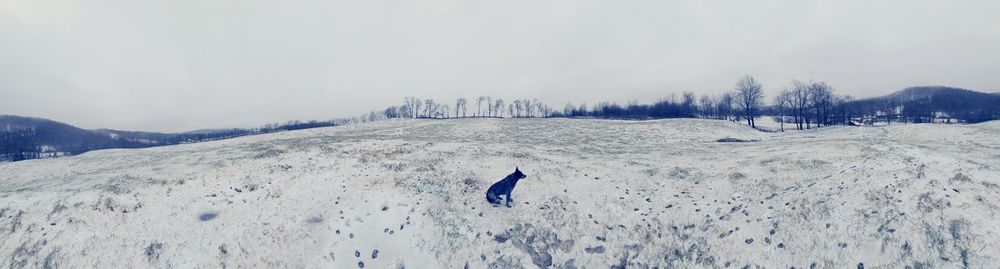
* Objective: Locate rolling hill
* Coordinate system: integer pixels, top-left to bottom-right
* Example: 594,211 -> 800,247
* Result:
1,118 -> 997,268
0,115 -> 342,162
0,115 -> 179,161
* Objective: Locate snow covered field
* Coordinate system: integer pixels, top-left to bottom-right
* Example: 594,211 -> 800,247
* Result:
2,118 -> 999,268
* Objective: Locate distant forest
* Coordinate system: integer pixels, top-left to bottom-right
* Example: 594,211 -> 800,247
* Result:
840,86 -> 1000,124
4,77 -> 998,162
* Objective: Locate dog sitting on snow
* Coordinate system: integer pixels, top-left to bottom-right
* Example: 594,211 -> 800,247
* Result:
485,167 -> 527,207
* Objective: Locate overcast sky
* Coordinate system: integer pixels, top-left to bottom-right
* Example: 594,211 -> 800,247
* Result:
2,0 -> 998,132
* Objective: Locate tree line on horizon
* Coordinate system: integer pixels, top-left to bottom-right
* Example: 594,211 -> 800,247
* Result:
357,76 -> 998,128
376,96 -> 555,120
360,76 -> 852,130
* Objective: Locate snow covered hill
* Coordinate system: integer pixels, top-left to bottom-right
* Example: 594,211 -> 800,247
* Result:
1,118 -> 998,268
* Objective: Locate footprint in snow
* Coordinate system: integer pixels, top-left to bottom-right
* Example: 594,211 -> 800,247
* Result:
198,212 -> 218,221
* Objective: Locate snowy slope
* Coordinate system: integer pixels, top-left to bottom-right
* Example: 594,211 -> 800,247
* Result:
1,119 -> 998,268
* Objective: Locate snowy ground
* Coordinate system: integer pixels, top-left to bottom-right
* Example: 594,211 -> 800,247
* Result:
1,118 -> 999,268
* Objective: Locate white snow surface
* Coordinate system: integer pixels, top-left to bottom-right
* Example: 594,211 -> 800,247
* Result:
1,118 -> 999,268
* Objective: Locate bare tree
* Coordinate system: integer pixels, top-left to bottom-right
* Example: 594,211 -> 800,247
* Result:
774,90 -> 793,132
403,97 -> 419,118
682,92 -> 697,116
719,93 -> 734,121
463,98 -> 469,117
413,98 -> 423,118
734,75 -> 764,128
476,96 -> 486,117
424,99 -> 435,118
494,98 -> 504,118
402,98 -> 409,118
698,95 -> 713,118
525,99 -> 535,117
808,82 -> 834,127
456,98 -> 467,118
539,103 -> 551,117
486,97 -> 493,117
513,100 -> 522,117
791,80 -> 812,129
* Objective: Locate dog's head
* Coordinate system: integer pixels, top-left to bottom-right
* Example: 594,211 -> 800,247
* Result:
512,167 -> 527,180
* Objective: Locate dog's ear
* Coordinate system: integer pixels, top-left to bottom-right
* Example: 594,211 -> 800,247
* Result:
515,166 -> 520,173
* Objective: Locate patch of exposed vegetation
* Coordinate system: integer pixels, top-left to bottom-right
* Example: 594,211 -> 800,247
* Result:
716,137 -> 756,143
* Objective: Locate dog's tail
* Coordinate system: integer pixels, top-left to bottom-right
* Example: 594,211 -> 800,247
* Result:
486,192 -> 501,204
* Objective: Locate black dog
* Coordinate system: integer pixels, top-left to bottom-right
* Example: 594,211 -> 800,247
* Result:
486,167 -> 527,207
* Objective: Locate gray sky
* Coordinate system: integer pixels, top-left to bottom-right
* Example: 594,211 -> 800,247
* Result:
2,0 -> 999,132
